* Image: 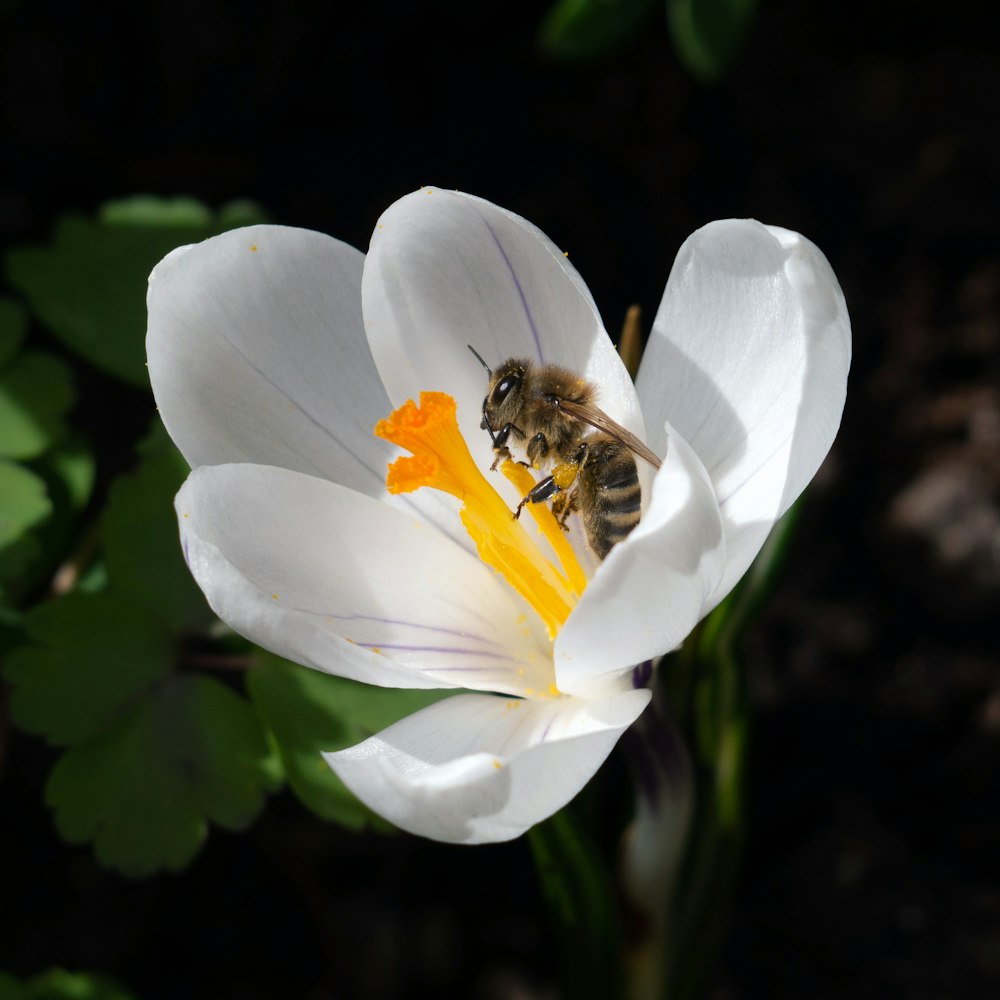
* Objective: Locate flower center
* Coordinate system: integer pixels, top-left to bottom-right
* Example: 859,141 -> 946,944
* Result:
375,392 -> 587,639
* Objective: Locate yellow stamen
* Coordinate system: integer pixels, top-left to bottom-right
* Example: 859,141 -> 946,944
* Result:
499,461 -> 588,596
376,392 -> 587,638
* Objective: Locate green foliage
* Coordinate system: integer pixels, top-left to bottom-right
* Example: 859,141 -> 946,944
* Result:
6,196 -> 269,387
537,0 -> 756,80
42,433 -> 96,512
101,440 -> 211,632
48,673 -> 281,877
666,0 -> 757,82
539,0 -> 659,60
2,190 -> 474,875
248,652 -> 450,828
2,423 -> 284,875
0,460 -> 51,548
527,809 -> 625,996
4,589 -> 282,877
0,968 -> 136,1000
652,499 -> 803,1000
0,290 -> 90,604
0,298 -> 75,564
0,352 -> 75,459
0,433 -> 97,608
4,592 -> 174,746
4,405 -> 463,867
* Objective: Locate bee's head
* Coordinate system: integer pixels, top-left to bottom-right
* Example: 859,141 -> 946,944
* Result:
482,358 -> 529,433
468,346 -> 529,437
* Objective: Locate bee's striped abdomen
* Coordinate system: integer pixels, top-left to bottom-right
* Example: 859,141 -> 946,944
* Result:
578,437 -> 642,560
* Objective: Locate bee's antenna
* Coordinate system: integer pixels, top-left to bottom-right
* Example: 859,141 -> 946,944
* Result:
468,344 -> 492,376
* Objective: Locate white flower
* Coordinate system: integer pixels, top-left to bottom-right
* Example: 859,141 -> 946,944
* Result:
146,188 -> 850,844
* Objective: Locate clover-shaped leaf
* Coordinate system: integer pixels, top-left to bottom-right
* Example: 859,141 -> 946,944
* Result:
4,592 -> 173,746
6,197 -> 269,386
248,652 -> 450,827
47,672 -> 280,877
4,589 -> 280,875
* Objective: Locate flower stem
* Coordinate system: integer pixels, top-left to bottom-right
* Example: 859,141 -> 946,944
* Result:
624,499 -> 805,998
528,807 -> 626,998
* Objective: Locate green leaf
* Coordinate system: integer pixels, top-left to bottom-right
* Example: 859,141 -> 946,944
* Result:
28,968 -> 137,1000
98,195 -> 213,229
666,0 -> 758,82
248,652 -> 450,826
47,672 -> 281,877
216,199 -> 271,229
272,742 -> 377,829
102,438 -> 209,631
539,0 -> 660,61
6,196 -> 270,386
4,591 -> 173,746
0,459 -> 51,547
0,298 -> 28,369
0,352 -> 75,459
697,497 -> 803,662
0,435 -> 96,604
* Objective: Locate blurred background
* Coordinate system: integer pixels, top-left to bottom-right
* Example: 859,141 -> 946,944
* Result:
1,0 -> 997,997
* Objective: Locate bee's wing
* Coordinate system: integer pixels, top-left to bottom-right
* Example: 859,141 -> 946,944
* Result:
558,399 -> 662,469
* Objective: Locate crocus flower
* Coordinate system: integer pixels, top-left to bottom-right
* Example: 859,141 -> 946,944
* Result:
146,188 -> 850,844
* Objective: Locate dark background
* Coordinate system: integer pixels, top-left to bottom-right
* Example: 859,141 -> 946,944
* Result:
2,0 -> 998,997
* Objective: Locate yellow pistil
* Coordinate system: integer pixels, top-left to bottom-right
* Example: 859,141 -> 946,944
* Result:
376,392 -> 587,638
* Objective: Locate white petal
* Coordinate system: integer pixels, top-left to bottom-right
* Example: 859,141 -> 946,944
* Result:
147,225 -> 393,497
636,220 -> 850,602
362,187 -> 645,477
554,425 -> 726,695
176,463 -> 554,695
325,687 -> 651,843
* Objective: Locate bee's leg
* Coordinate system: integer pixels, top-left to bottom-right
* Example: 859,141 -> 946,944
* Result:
526,433 -> 550,468
490,446 -> 512,470
513,445 -> 587,520
552,489 -> 579,531
490,422 -> 526,470
569,441 -> 591,468
513,474 -> 561,520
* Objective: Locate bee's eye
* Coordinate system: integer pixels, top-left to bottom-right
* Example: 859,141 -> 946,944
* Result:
493,375 -> 519,404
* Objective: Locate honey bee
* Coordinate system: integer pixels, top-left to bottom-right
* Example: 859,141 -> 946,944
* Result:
469,347 -> 662,559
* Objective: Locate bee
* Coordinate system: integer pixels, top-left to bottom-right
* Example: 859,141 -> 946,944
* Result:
469,347 -> 662,560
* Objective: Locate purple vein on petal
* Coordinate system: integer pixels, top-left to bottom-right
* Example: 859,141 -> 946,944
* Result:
538,711 -> 557,743
212,324 -> 387,488
317,610 -> 507,648
428,667 -> 520,674
479,214 -> 545,363
355,643 -> 519,660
